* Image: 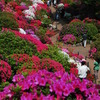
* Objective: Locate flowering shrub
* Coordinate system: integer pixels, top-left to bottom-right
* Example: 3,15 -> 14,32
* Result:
35,9 -> 49,20
70,68 -> 78,77
62,34 -> 76,44
70,19 -> 81,24
0,60 -> 12,82
0,31 -> 37,59
0,2 -> 4,11
46,29 -> 56,37
7,54 -> 64,76
89,47 -> 97,58
86,72 -> 94,82
90,34 -> 100,62
0,70 -> 100,99
12,30 -> 48,52
35,26 -> 47,43
41,58 -> 65,72
60,22 -> 98,43
0,12 -> 18,31
35,45 -> 70,71
83,17 -> 100,32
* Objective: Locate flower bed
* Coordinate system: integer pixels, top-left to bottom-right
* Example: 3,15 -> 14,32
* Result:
0,70 -> 100,99
0,60 -> 12,82
59,22 -> 98,43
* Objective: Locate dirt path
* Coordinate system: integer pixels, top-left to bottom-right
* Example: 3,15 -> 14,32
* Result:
49,5 -> 100,84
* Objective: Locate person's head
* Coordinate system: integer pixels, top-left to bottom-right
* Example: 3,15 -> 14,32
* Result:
81,59 -> 86,65
81,61 -> 86,65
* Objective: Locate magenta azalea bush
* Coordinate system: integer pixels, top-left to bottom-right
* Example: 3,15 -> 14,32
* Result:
62,34 -> 76,44
89,47 -> 97,58
0,70 -> 100,100
0,60 -> 12,82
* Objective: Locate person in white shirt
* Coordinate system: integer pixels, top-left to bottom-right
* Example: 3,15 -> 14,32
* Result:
78,59 -> 90,79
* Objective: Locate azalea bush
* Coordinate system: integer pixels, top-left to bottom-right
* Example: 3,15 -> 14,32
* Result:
0,60 -> 12,82
41,17 -> 51,27
70,19 -> 81,24
35,9 -> 49,20
12,30 -> 48,52
0,2 -> 3,11
35,45 -> 70,71
35,26 -> 47,43
15,0 -> 32,6
83,17 -> 100,32
4,0 -> 32,6
46,29 -> 56,37
7,54 -> 31,76
62,34 -> 76,44
0,70 -> 100,99
60,22 -> 98,43
7,54 -> 64,77
0,31 -> 37,59
0,12 -> 18,31
90,34 -> 100,62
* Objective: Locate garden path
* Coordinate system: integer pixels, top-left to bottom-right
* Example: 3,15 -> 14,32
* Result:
49,4 -> 100,84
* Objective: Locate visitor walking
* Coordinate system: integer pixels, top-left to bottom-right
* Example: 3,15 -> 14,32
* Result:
78,59 -> 90,80
94,60 -> 99,83
82,33 -> 87,48
47,0 -> 51,6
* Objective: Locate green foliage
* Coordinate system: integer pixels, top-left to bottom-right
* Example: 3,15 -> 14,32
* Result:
0,82 -> 9,91
36,9 -> 48,20
42,18 -> 51,27
0,31 -> 37,59
91,34 -> 100,62
35,26 -> 47,43
15,0 -> 32,6
41,83 -> 50,96
3,0 -> 32,5
60,22 -> 98,43
35,45 -> 70,71
85,23 -> 98,40
0,12 -> 18,31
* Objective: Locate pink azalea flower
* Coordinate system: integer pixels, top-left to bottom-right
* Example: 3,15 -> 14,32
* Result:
76,94 -> 83,100
63,87 -> 70,96
12,74 -> 25,82
39,78 -> 46,86
53,82 -> 62,96
21,92 -> 33,100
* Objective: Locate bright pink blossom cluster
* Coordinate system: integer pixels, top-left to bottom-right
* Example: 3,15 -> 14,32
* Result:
0,60 -> 12,82
62,34 -> 76,44
41,58 -> 65,72
0,70 -> 100,99
36,3 -> 51,13
12,30 -> 48,52
89,47 -> 97,58
10,54 -> 64,75
11,54 -> 30,63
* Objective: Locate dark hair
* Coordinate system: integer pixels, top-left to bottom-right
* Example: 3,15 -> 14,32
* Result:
81,61 -> 86,65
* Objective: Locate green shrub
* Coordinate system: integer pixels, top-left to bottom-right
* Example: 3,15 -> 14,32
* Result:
15,0 -> 32,6
35,45 -> 70,71
35,9 -> 49,20
35,26 -> 47,43
60,22 -> 98,43
91,34 -> 100,62
42,18 -> 51,27
4,0 -> 32,5
6,54 -> 32,77
60,22 -> 87,43
0,31 -> 37,59
0,82 -> 9,91
85,23 -> 98,40
0,12 -> 18,31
